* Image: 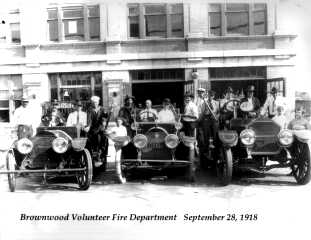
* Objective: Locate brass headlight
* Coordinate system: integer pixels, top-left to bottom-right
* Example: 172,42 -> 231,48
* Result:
165,134 -> 179,149
52,137 -> 68,154
16,138 -> 33,154
133,134 -> 148,149
240,129 -> 256,146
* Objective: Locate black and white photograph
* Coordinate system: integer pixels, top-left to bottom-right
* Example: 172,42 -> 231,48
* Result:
0,0 -> 310,239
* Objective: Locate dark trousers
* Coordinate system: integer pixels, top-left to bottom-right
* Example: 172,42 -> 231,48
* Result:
198,115 -> 218,152
87,130 -> 108,158
181,120 -> 197,137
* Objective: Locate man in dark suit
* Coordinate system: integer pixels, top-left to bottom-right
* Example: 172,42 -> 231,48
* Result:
118,95 -> 136,137
239,85 -> 261,118
85,96 -> 108,167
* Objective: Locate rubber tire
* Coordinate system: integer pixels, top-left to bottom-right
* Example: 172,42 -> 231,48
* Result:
292,142 -> 311,185
116,160 -> 126,184
217,147 -> 233,186
77,149 -> 93,190
6,150 -> 16,192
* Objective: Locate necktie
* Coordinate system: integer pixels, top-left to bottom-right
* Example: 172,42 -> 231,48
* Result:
77,112 -> 80,125
272,98 -> 276,114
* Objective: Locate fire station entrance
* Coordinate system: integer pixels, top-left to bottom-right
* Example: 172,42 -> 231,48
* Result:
130,69 -> 185,109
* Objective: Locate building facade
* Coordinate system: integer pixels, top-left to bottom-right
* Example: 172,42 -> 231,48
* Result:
0,0 -> 297,123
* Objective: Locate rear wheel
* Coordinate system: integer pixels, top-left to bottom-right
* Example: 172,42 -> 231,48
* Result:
217,147 -> 233,186
76,149 -> 93,190
6,150 -> 16,192
292,142 -> 310,185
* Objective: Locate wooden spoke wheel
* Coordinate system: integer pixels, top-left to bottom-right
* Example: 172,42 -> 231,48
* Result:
6,150 -> 16,192
76,149 -> 93,190
291,142 -> 311,185
216,147 -> 233,186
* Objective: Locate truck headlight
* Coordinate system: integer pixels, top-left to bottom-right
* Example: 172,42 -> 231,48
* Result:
240,129 -> 256,146
52,137 -> 68,154
165,134 -> 179,149
278,130 -> 293,146
133,134 -> 148,149
16,138 -> 33,154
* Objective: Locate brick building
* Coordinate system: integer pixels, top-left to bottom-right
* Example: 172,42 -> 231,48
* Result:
0,0 -> 299,123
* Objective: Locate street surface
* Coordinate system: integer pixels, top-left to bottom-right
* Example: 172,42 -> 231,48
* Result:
0,166 -> 310,240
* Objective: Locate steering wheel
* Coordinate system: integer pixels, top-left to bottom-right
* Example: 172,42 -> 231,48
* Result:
222,99 -> 240,112
138,110 -> 157,122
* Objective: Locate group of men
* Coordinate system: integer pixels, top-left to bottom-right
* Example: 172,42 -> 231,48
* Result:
12,86 -> 311,164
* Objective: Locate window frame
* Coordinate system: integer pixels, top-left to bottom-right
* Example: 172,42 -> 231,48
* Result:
208,3 -> 267,36
127,3 -> 184,39
47,5 -> 100,42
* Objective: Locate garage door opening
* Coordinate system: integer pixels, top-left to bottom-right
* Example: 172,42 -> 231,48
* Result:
130,69 -> 185,109
132,81 -> 184,109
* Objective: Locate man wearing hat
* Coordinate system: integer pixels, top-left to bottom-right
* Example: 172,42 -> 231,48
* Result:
12,96 -> 41,138
158,98 -> 176,123
118,95 -> 136,137
195,88 -> 206,116
240,85 -> 261,118
260,87 -> 286,118
85,95 -> 109,167
66,100 -> 87,129
182,93 -> 199,136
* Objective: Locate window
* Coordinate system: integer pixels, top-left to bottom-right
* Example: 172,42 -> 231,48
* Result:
128,3 -> 183,38
9,10 -> 21,43
128,5 -> 139,37
47,5 -> 100,42
208,3 -> 267,36
131,69 -> 184,81
49,72 -> 102,102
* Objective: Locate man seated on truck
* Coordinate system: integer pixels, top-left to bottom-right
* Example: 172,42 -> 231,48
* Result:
139,99 -> 158,122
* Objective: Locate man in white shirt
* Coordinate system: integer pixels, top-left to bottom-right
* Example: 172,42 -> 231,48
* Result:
195,88 -> 206,116
158,98 -> 176,123
66,100 -> 87,128
13,96 -> 40,138
139,99 -> 158,122
107,117 -> 128,138
182,94 -> 199,136
261,87 -> 287,118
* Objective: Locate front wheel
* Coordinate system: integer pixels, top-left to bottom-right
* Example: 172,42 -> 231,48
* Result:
6,150 -> 16,192
76,149 -> 93,190
216,147 -> 233,186
291,142 -> 310,185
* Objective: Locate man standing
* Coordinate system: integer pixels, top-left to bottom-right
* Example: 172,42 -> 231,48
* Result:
158,98 -> 176,123
195,88 -> 206,117
13,96 -> 40,138
182,93 -> 199,136
85,96 -> 108,167
118,95 -> 136,136
66,100 -> 87,136
139,99 -> 158,122
261,87 -> 286,118
240,85 -> 261,118
199,90 -> 219,152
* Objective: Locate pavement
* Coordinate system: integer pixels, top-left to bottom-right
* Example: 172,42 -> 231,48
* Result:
0,166 -> 310,240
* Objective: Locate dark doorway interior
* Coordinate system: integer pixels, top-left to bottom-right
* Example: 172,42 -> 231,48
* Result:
132,82 -> 184,109
211,79 -> 266,103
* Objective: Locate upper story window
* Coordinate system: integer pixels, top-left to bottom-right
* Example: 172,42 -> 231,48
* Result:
47,5 -> 100,42
0,10 -> 21,44
9,10 -> 21,43
128,3 -> 184,38
209,3 -> 267,36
